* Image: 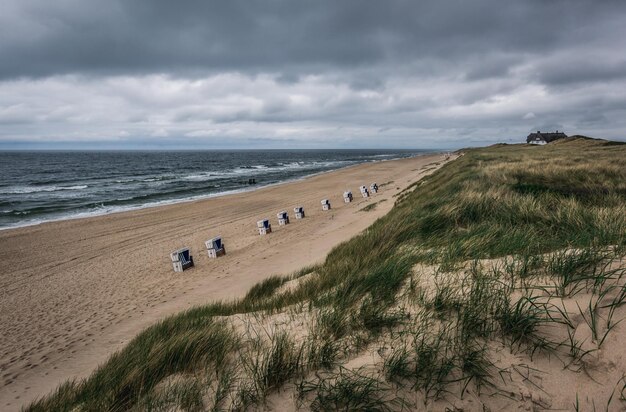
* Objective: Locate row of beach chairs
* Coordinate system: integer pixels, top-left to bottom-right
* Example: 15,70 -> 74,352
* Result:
170,182 -> 378,272
257,205 -> 305,234
170,236 -> 225,272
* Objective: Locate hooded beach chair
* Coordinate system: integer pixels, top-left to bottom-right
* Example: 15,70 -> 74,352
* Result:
277,211 -> 290,225
360,185 -> 369,198
170,247 -> 194,272
205,236 -> 226,258
343,191 -> 353,203
257,219 -> 272,235
321,199 -> 331,211
370,183 -> 378,193
294,206 -> 305,219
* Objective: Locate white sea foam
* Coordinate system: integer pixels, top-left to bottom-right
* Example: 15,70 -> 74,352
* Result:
0,185 -> 88,194
178,161 -> 344,182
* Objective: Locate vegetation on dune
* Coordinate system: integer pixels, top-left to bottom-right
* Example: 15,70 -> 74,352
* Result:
28,138 -> 626,411
359,199 -> 387,212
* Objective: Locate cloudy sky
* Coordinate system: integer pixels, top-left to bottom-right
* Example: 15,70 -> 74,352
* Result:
1,0 -> 625,149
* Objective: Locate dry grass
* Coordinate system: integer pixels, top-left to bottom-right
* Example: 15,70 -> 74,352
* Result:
27,137 -> 626,411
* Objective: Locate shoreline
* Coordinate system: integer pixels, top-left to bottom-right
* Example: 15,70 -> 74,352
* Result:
0,153 -> 446,410
0,152 -> 436,232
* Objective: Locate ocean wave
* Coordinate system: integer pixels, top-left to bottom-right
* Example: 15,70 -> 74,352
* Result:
0,185 -> 88,194
118,161 -> 350,184
239,165 -> 268,169
7,210 -> 30,215
0,208 -> 32,215
181,173 -> 219,182
114,175 -> 176,184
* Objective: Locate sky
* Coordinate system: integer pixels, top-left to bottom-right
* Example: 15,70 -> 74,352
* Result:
1,0 -> 626,150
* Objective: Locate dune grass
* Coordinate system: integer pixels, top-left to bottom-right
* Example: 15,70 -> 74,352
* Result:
27,138 -> 626,411
359,199 -> 386,212
297,367 -> 398,411
359,201 -> 379,212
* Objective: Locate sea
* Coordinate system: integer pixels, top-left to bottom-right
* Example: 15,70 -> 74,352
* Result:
0,149 -> 433,230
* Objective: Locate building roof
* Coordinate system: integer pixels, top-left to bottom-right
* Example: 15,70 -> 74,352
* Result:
526,131 -> 568,143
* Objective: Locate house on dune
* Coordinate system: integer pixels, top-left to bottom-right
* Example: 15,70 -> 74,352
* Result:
526,130 -> 567,145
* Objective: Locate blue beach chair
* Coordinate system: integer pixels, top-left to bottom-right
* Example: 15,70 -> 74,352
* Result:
360,185 -> 369,198
257,219 -> 272,235
170,247 -> 194,272
206,236 -> 226,258
294,206 -> 305,219
277,211 -> 290,225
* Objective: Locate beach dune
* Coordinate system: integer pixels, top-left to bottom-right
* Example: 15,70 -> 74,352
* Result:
0,154 -> 444,410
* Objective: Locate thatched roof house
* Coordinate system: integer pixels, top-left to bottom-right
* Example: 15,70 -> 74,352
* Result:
526,130 -> 567,145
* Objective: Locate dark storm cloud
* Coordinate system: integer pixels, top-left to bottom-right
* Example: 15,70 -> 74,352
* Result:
1,0 -> 622,81
1,0 -> 626,148
537,57 -> 626,86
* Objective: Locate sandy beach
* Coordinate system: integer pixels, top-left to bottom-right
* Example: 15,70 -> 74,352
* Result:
0,153 -> 444,410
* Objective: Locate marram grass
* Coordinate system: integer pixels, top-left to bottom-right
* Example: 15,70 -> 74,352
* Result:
27,137 -> 626,411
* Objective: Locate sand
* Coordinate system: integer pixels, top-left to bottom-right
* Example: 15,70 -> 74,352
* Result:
0,153 -> 445,410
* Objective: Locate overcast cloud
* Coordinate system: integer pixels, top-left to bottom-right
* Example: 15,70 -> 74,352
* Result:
1,0 -> 625,149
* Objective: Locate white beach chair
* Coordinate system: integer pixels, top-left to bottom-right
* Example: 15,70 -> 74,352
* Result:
370,183 -> 378,193
321,199 -> 331,211
277,211 -> 290,225
205,236 -> 226,258
294,206 -> 305,219
360,185 -> 369,198
343,191 -> 353,203
170,247 -> 194,272
257,219 -> 272,235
